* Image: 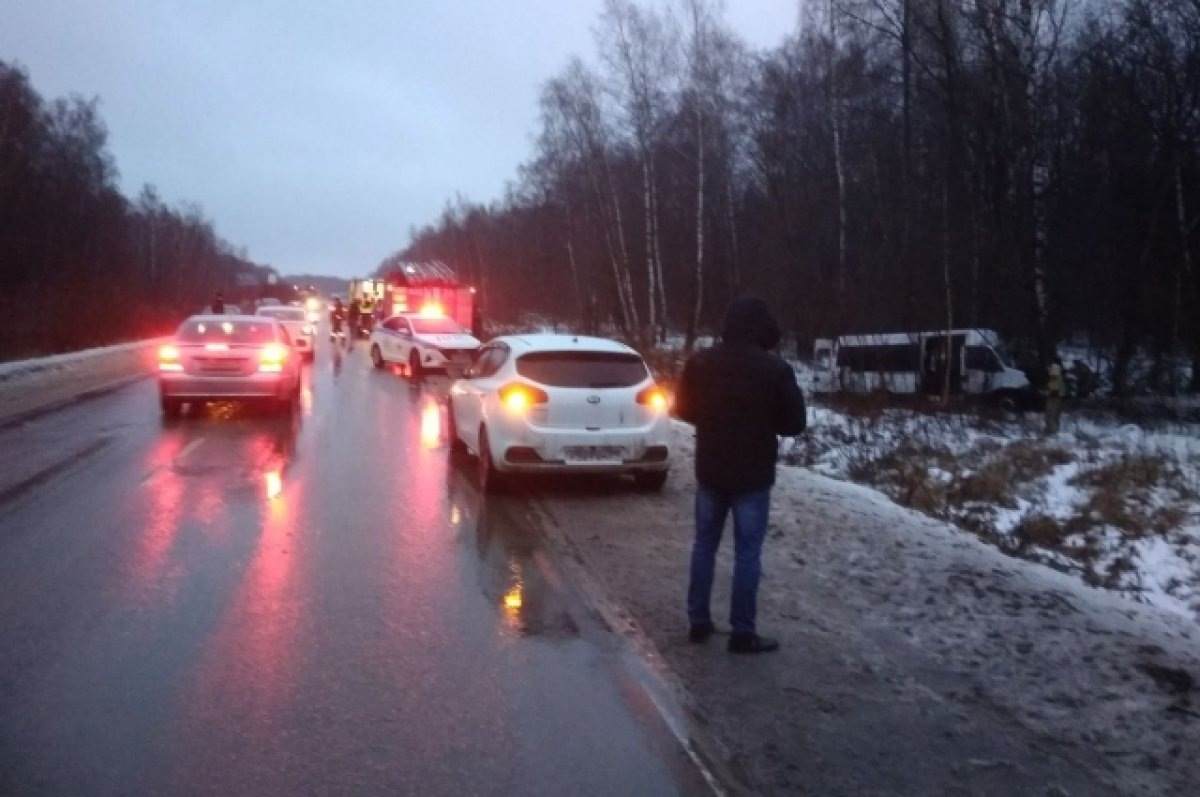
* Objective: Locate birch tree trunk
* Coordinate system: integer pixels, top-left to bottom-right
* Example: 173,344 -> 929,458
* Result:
829,0 -> 848,310
642,155 -> 657,339
688,104 -> 705,354
941,171 -> 955,402
1172,157 -> 1193,393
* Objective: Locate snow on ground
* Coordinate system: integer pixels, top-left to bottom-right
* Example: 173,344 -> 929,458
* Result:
0,339 -> 163,423
787,403 -> 1200,622
0,339 -> 159,381
537,425 -> 1200,795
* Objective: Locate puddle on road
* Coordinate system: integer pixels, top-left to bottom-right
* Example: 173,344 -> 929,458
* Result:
444,457 -> 581,640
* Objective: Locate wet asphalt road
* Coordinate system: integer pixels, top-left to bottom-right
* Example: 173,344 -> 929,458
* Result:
0,338 -> 708,796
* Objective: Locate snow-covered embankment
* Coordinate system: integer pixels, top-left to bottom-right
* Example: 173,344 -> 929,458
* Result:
0,340 -> 165,424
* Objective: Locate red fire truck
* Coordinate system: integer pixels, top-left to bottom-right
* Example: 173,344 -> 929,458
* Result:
370,260 -> 477,332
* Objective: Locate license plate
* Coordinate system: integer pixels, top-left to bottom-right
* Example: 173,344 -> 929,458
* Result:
564,445 -> 624,463
198,359 -> 244,373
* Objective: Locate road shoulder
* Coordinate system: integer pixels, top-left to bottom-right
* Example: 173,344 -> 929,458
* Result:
535,426 -> 1200,796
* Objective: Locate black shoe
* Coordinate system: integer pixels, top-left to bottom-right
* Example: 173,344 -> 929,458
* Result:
727,633 -> 780,654
688,622 -> 715,643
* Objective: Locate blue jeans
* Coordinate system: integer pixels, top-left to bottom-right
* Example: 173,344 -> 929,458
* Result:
687,485 -> 771,635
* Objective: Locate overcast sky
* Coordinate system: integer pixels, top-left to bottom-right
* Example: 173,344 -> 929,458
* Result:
1,1 -> 798,279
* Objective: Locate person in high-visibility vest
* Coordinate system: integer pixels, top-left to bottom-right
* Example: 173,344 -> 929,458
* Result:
1043,361 -> 1067,435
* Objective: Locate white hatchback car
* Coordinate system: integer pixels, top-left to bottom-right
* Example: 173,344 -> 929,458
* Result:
370,312 -> 481,376
447,334 -> 672,491
256,306 -> 316,359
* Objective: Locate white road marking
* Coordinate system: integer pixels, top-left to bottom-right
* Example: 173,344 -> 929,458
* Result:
177,438 -> 206,460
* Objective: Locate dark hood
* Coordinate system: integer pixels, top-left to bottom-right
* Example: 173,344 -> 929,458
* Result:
720,297 -> 781,350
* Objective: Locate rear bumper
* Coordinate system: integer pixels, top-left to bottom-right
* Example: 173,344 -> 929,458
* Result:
489,418 -> 673,475
159,372 -> 292,400
497,456 -> 670,476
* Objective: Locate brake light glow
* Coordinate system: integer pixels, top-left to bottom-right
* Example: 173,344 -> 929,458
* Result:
259,342 -> 288,372
159,344 -> 183,372
500,383 -> 548,413
418,302 -> 444,317
305,297 -> 321,311
264,470 -> 283,500
637,385 -> 669,411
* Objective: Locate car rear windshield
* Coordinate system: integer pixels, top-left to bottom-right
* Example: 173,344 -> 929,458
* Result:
516,351 -> 649,388
257,308 -> 305,321
176,319 -> 279,344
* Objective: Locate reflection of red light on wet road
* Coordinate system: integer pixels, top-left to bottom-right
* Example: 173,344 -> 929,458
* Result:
130,436 -> 189,601
180,466 -> 303,790
265,470 -> 283,500
421,399 -> 442,449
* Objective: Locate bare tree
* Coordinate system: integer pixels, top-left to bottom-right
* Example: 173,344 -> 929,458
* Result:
598,0 -> 678,343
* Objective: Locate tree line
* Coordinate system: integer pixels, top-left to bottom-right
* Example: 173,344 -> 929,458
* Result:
0,60 -> 264,360
394,0 -> 1199,395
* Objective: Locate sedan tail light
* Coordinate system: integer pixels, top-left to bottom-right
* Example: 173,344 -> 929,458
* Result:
636,385 -> 669,411
499,383 -> 549,412
259,342 -> 289,372
159,344 -> 183,372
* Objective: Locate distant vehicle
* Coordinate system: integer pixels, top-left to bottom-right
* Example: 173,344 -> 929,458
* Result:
303,296 -> 323,323
447,334 -> 672,492
371,260 -> 478,333
811,328 -> 1030,408
158,315 -> 301,418
369,310 -> 481,377
256,306 -> 315,360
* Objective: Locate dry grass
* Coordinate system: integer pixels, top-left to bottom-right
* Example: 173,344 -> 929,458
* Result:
798,405 -> 1197,605
848,442 -> 954,514
1013,514 -> 1070,552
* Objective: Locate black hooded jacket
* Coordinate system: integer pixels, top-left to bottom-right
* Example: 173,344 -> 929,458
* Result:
674,298 -> 807,493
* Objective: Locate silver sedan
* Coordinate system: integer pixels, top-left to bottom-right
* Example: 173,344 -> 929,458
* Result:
157,314 -> 302,417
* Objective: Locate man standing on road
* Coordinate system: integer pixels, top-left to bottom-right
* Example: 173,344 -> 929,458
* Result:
210,291 -> 225,314
674,298 -> 807,654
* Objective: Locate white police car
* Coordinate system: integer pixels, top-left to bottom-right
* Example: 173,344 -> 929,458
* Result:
369,310 -> 481,376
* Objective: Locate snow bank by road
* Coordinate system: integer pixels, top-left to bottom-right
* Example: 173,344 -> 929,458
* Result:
0,339 -> 164,424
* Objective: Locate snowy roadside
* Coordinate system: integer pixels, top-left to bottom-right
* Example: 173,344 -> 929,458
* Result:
535,426 -> 1200,796
789,405 -> 1200,621
0,339 -> 164,424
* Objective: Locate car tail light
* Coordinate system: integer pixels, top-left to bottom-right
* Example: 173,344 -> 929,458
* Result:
500,383 -> 548,412
159,344 -> 183,372
637,385 -> 669,411
259,342 -> 289,372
